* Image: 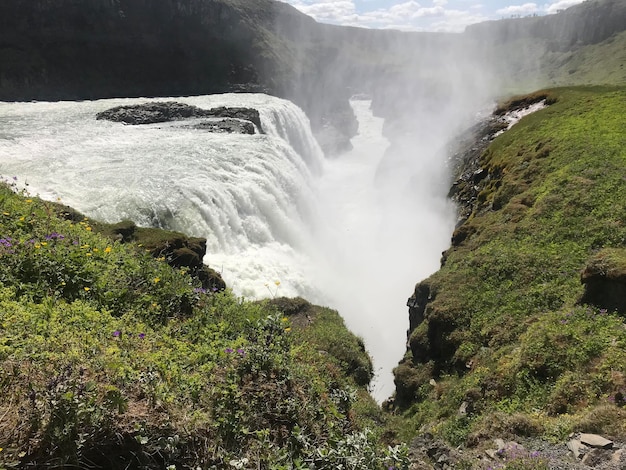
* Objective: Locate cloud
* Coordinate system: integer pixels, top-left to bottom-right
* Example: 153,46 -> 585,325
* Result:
288,0 -> 357,21
495,3 -> 538,16
544,0 -> 585,14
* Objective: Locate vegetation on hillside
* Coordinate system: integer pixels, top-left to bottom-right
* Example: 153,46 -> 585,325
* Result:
0,180 -> 407,469
393,86 -> 626,449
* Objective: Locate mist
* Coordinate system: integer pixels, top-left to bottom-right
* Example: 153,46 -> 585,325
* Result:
286,29 -> 501,400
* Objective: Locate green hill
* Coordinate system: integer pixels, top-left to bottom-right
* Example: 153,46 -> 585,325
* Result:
0,182 -> 406,469
393,85 -> 626,453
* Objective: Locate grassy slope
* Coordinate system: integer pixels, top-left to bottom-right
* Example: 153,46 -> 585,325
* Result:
492,30 -> 626,94
0,182 -> 406,469
395,86 -> 626,447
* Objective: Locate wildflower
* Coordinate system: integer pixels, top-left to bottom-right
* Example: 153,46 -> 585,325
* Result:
113,330 -> 121,337
237,348 -> 245,356
12,176 -> 17,181
45,232 -> 64,240
25,199 -> 32,203
225,348 -> 234,354
86,253 -> 92,257
153,277 -> 160,283
274,280 -> 280,286
19,216 -> 25,221
194,287 -> 207,294
282,317 -> 288,322
2,212 -> 9,216
85,226 -> 92,231
41,241 -> 47,246
84,287 -> 90,291
104,246 -> 112,253
138,333 -> 145,339
285,327 -> 291,332
34,243 -> 41,249
92,248 -> 99,252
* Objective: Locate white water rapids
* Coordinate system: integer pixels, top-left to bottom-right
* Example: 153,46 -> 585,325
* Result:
0,93 -> 455,401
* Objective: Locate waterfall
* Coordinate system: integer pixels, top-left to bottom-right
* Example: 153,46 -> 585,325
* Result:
0,93 -> 457,401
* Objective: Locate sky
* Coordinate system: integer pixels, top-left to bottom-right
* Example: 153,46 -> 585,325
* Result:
281,0 -> 587,32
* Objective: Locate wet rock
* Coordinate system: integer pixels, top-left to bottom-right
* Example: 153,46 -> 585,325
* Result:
96,101 -> 264,133
186,118 -> 255,134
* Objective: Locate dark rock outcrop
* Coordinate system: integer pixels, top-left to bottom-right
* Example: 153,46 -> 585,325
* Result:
187,119 -> 256,134
580,248 -> 626,313
96,101 -> 263,133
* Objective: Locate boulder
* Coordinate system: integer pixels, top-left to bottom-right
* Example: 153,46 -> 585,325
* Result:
579,433 -> 613,450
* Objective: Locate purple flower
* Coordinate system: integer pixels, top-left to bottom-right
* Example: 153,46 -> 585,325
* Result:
138,333 -> 145,339
237,348 -> 245,356
0,238 -> 12,248
112,330 -> 121,337
225,348 -> 234,354
193,287 -> 207,294
45,232 -> 65,240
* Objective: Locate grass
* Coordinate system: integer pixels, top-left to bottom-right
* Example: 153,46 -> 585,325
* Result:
394,85 -> 626,446
0,180 -> 407,469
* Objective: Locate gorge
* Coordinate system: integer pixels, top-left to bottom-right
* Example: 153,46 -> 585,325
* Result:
1,0 -> 626,467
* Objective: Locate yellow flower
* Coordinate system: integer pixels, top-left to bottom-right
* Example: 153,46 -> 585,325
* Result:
34,243 -> 41,249
2,212 -> 9,216
19,216 -> 25,222
41,241 -> 47,246
85,226 -> 92,231
84,287 -> 90,291
282,317 -> 288,322
285,327 -> 291,332
104,246 -> 112,253
86,253 -> 92,257
153,277 -> 160,283
26,199 -> 33,203
81,244 -> 89,249
274,280 -> 281,286
92,248 -> 99,252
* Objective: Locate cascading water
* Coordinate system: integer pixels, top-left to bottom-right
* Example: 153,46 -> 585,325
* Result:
0,93 -> 456,401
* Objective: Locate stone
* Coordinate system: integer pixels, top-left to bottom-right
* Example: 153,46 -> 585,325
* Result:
579,433 -> 613,449
581,448 -> 614,466
568,438 -> 589,459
